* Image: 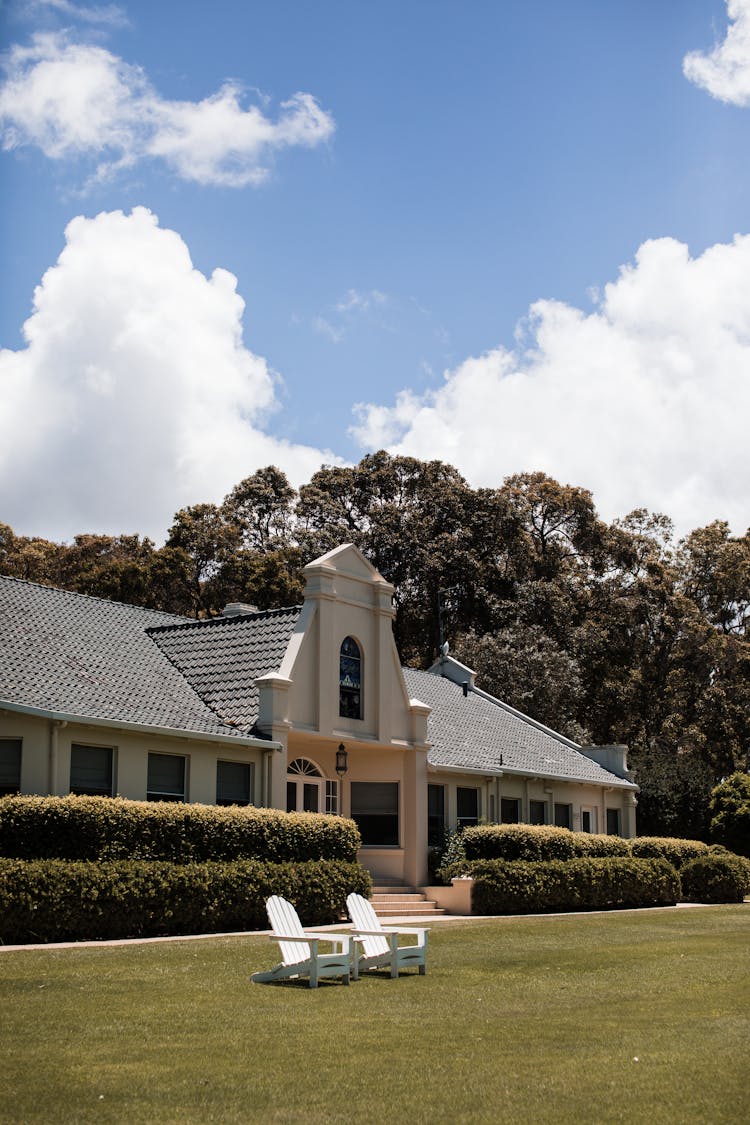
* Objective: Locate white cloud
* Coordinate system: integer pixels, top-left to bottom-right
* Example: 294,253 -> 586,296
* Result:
683,0 -> 750,105
0,32 -> 335,187
0,207 -> 338,541
352,235 -> 750,539
24,1 -> 129,28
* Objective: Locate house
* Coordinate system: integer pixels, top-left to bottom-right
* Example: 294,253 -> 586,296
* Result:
0,544 -> 637,886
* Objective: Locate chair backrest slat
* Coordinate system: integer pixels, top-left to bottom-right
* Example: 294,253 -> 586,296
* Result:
347,893 -> 389,958
266,895 -> 311,966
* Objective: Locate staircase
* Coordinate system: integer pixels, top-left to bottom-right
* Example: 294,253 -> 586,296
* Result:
370,885 -> 446,918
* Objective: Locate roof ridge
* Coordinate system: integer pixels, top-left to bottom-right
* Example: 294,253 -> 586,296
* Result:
146,604 -> 303,635
0,573 -> 189,621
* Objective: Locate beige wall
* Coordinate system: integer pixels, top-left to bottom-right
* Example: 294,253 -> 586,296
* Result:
0,710 -> 266,806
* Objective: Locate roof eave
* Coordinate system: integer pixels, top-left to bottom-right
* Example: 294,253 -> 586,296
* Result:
427,760 -> 638,790
0,699 -> 282,751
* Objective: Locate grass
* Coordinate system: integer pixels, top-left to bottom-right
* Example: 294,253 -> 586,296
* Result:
1,907 -> 749,1124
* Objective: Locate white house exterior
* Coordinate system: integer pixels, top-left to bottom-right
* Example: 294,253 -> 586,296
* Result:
0,544 -> 638,886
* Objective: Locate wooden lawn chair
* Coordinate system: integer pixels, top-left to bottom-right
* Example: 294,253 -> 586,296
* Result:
251,895 -> 353,987
346,892 -> 428,978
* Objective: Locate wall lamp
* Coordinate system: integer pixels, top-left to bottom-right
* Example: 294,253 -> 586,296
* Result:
335,743 -> 349,777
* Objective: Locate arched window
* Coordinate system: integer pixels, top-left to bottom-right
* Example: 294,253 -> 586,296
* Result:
286,757 -> 338,815
339,636 -> 362,719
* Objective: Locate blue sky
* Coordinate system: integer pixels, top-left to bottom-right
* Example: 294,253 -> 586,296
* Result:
1,0 -> 749,542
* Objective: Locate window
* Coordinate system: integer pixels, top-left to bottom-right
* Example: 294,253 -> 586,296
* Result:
350,782 -> 399,846
529,799 -> 546,825
339,637 -> 362,719
0,739 -> 21,796
70,744 -> 113,797
456,786 -> 479,828
606,808 -> 621,836
428,784 -> 446,847
287,757 -> 324,813
147,753 -> 186,802
325,780 -> 339,815
216,760 -> 253,807
554,803 -> 572,829
581,808 -> 597,834
500,797 -> 520,824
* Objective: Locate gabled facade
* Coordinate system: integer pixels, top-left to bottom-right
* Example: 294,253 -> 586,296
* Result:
0,544 -> 637,886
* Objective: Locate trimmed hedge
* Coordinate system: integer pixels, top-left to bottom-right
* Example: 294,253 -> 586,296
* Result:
460,857 -> 680,915
0,795 -> 361,863
0,858 -> 371,945
630,836 -> 709,868
680,854 -> 750,904
460,824 -> 631,864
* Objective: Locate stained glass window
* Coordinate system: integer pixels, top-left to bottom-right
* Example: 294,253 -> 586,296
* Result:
339,636 -> 362,719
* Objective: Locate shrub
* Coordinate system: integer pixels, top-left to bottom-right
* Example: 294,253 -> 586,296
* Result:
630,836 -> 709,868
464,857 -> 680,915
0,795 -> 361,864
0,857 -> 371,945
462,824 -> 578,863
709,773 -> 750,858
680,854 -> 750,904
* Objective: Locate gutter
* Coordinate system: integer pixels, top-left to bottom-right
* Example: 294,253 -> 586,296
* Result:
427,760 -> 638,791
0,699 -> 283,753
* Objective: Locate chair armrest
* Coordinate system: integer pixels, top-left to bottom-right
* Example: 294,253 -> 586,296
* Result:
380,927 -> 430,935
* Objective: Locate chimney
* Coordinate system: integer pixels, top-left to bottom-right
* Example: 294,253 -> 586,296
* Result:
222,602 -> 258,617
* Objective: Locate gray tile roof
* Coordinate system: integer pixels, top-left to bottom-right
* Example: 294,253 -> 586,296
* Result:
148,607 -> 302,732
403,667 -> 635,789
0,576 -> 255,740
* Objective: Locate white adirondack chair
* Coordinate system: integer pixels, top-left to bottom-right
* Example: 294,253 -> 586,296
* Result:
346,893 -> 428,978
251,896 -> 353,988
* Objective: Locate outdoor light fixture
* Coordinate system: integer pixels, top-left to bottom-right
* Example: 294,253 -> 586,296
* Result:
335,743 -> 349,777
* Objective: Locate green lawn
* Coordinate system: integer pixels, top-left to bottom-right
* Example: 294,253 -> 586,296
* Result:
1,907 -> 748,1124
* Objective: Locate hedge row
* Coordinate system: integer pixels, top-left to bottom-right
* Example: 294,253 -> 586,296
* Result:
453,857 -> 681,914
680,854 -> 750,904
461,824 -> 632,863
0,858 -> 371,945
0,795 -> 361,863
629,836 -> 709,868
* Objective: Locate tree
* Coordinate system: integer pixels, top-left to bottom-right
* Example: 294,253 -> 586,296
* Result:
709,772 -> 750,857
221,466 -> 296,551
630,744 -> 715,839
165,504 -> 239,617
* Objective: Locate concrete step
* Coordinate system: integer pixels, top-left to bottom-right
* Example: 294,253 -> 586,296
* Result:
369,886 -> 446,917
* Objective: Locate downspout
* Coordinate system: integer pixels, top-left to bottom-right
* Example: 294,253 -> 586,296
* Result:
49,719 -> 67,795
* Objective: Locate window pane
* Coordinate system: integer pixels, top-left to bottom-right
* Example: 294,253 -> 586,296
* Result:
339,637 -> 362,719
216,760 -> 252,807
456,787 -> 479,827
70,744 -> 113,797
287,781 -> 297,813
501,797 -> 520,824
303,783 -> 319,813
325,780 -> 339,814
350,782 -> 398,846
554,803 -> 572,829
147,753 -> 185,802
0,739 -> 21,796
529,800 -> 546,825
606,808 -> 621,836
428,784 -> 445,846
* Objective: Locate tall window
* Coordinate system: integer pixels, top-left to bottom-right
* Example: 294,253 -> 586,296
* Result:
428,784 -> 446,847
554,802 -> 572,829
529,799 -> 547,825
500,797 -> 520,824
339,637 -> 362,719
287,757 -> 326,813
0,739 -> 21,796
147,753 -> 186,803
70,744 -> 113,797
216,760 -> 253,807
606,808 -> 621,836
350,782 -> 399,846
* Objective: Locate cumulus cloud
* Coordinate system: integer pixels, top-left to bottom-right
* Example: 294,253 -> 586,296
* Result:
0,207 -> 338,541
683,0 -> 750,105
0,32 -> 334,186
352,235 -> 750,538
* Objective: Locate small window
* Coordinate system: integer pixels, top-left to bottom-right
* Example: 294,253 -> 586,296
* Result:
216,760 -> 253,807
529,799 -> 546,825
351,782 -> 399,846
339,636 -> 362,719
0,739 -> 22,796
456,786 -> 479,828
606,808 -> 621,836
554,802 -> 572,829
325,780 -> 339,815
428,784 -> 446,847
147,753 -> 186,803
70,744 -> 113,797
500,797 -> 520,824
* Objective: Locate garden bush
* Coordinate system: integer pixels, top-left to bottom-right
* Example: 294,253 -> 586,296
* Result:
709,773 -> 750,858
0,795 -> 361,863
463,857 -> 680,915
0,857 -> 371,945
679,853 -> 750,904
629,836 -> 709,868
462,824 -> 578,863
